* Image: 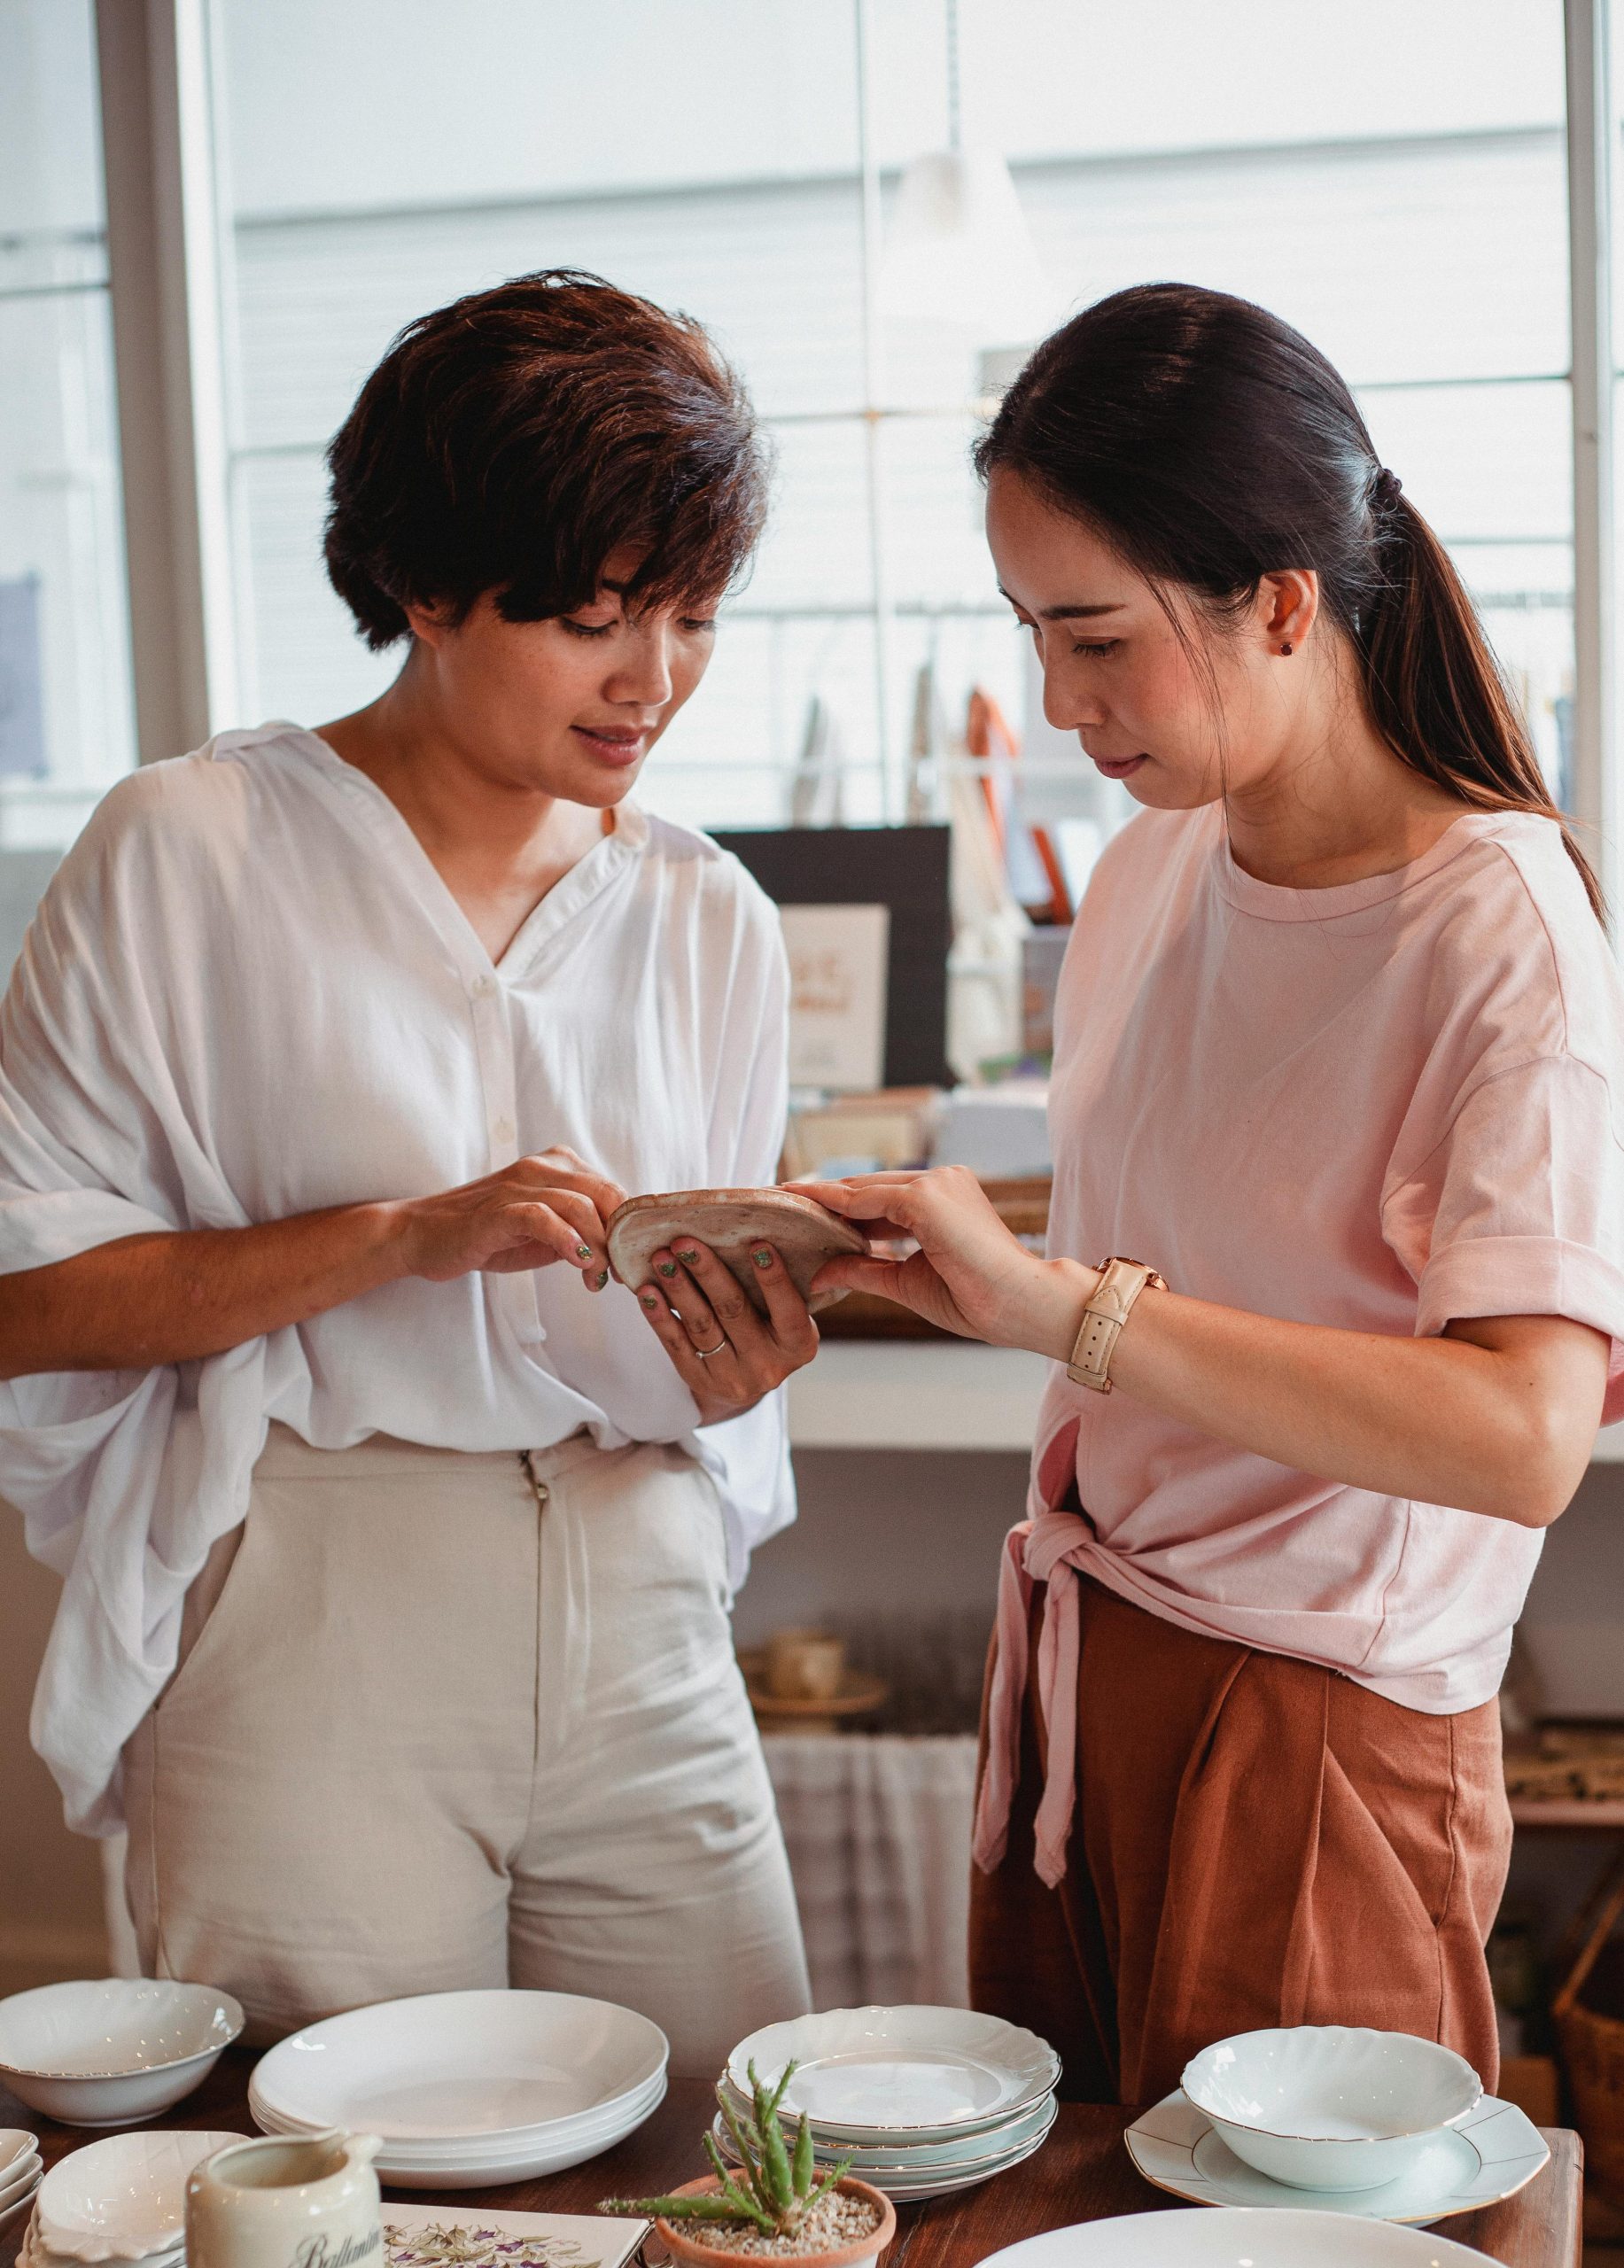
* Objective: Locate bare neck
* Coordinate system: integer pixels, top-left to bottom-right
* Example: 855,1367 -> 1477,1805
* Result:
316,667 -> 606,965
1221,647 -> 1465,890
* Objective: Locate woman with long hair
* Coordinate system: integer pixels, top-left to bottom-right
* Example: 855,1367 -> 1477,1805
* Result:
0,270 -> 816,2070
809,283 -> 1624,2101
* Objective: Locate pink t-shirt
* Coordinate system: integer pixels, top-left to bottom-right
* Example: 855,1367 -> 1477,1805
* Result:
1032,802 -> 1624,1713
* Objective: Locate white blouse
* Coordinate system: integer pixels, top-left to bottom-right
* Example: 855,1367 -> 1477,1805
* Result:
0,723 -> 794,1833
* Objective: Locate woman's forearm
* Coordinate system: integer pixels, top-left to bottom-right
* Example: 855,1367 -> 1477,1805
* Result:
0,1204 -> 410,1379
1024,1259 -> 1605,1527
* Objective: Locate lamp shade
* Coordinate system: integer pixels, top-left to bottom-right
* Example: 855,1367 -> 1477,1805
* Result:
880,145 -> 1055,346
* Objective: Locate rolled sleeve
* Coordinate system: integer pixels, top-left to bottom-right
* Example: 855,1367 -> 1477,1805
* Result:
1387,1052 -> 1624,1418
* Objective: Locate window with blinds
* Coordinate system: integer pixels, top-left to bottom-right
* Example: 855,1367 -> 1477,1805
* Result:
211,0 -> 1573,831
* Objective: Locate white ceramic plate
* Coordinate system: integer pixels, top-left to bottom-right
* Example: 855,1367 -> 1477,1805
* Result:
1127,2088 -> 1549,2225
0,2156 -> 43,2214
250,2065 -> 666,2155
726,2008 -> 1060,2140
977,2208 -> 1498,2264
249,2067 -> 666,2171
711,2094 -> 1059,2186
251,2071 -> 668,2188
252,1991 -> 667,2145
0,2182 -> 42,2240
719,2091 -> 1059,2174
38,2130 -> 248,2262
0,2133 -> 39,2179
848,2101 -> 1060,2202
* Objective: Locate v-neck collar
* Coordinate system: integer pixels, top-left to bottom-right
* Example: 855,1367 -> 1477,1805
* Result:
271,722 -> 650,985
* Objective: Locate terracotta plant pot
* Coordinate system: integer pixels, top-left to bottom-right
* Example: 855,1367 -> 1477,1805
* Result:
652,2174 -> 896,2268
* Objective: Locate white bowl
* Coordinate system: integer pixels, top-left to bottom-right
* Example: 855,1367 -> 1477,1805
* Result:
38,2132 -> 246,2263
1180,2026 -> 1482,2191
0,1984 -> 245,2131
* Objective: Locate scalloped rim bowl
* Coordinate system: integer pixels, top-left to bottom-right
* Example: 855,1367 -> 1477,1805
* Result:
0,1983 -> 244,2130
1180,2025 -> 1482,2191
37,2131 -> 247,2262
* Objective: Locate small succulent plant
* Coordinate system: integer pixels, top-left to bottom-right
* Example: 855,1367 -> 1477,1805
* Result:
601,2060 -> 851,2237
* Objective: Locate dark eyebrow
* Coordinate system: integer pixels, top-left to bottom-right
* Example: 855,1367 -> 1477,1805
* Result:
996,584 -> 1124,621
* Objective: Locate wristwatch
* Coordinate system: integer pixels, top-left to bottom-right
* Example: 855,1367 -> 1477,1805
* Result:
1066,1255 -> 1167,1394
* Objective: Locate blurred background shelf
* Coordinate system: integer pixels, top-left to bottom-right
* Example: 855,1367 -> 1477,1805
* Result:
788,1339 -> 1048,1449
789,1338 -> 1624,1464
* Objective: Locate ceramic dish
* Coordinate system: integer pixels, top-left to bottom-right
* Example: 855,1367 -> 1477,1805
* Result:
0,2134 -> 39,2177
1128,2087 -> 1549,2224
835,2101 -> 1058,2202
0,1983 -> 244,2129
0,2157 -> 43,2215
250,2067 -> 668,2188
606,1190 -> 866,1316
976,2207 -> 1499,2264
725,2007 -> 1061,2140
252,1989 -> 667,2143
760,2090 -> 1058,2173
0,2179 -> 43,2240
711,2094 -> 1058,2185
251,2069 -> 665,2164
37,2130 -> 247,2262
1181,2026 -> 1482,2191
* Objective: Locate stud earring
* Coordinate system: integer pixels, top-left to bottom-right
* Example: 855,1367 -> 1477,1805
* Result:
1279,640 -> 1294,656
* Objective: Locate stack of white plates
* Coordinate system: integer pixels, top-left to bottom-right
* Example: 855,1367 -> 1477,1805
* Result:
23,2131 -> 245,2268
0,2128 -> 42,2237
249,1990 -> 668,2187
718,2007 -> 1061,2204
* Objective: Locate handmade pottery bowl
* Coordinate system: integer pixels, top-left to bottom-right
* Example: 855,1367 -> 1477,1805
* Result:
1180,2025 -> 1482,2191
0,1980 -> 245,2128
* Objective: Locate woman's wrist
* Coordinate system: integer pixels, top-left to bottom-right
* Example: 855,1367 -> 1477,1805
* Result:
1022,1256 -> 1104,1363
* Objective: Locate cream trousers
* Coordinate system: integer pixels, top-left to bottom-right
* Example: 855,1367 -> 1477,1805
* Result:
123,1425 -> 811,2074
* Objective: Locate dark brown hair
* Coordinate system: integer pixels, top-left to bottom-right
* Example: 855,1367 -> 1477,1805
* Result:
975,283 -> 1603,919
323,268 -> 767,649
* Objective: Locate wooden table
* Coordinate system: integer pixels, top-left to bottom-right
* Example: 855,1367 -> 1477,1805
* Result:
0,2054 -> 1583,2268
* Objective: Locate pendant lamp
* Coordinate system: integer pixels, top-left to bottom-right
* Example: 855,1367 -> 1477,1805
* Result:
878,0 -> 1055,346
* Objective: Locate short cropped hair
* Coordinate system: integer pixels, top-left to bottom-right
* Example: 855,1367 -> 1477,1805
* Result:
323,268 -> 768,649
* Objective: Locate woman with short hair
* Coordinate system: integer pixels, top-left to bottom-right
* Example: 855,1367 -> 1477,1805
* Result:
0,270 -> 814,2069
809,283 -> 1624,2103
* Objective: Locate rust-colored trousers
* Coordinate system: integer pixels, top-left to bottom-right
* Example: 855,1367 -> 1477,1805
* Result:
969,1578 -> 1511,2106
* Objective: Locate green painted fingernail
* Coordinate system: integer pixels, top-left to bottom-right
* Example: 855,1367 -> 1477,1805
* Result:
657,1260 -> 678,1278
641,1291 -> 658,1309
753,1248 -> 773,1268
594,1270 -> 609,1289
676,1247 -> 699,1263
576,1243 -> 593,1262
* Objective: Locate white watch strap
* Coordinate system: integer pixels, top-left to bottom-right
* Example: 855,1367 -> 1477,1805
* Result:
1066,1257 -> 1164,1394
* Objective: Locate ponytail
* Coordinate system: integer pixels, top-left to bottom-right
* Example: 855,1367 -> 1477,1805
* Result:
975,284 -> 1605,922
1360,490 -> 1603,919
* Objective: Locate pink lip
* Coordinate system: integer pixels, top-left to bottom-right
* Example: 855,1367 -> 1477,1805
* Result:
1091,753 -> 1148,780
571,725 -> 648,766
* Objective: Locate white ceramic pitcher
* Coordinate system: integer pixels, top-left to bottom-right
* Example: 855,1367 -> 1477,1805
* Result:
186,2132 -> 384,2268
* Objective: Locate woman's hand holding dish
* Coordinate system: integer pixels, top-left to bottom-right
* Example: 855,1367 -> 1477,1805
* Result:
634,1238 -> 820,1423
393,1146 -> 628,1290
802,1168 -> 1092,1351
